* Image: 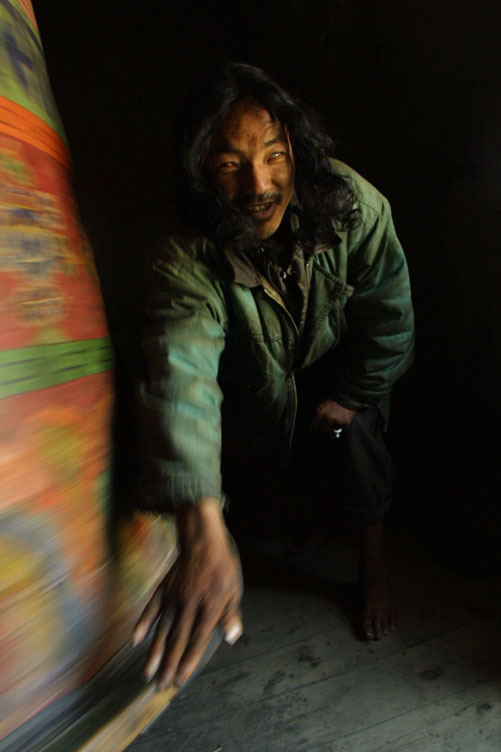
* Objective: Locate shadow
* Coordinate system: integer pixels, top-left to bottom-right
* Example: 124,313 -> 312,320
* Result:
234,536 -> 361,639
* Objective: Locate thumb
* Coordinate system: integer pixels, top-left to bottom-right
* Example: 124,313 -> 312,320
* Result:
221,608 -> 243,645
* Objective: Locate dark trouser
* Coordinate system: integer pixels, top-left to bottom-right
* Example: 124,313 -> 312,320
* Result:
294,396 -> 394,527
222,390 -> 394,530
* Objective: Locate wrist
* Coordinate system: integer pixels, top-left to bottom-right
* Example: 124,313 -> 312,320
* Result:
175,497 -> 226,548
332,393 -> 367,411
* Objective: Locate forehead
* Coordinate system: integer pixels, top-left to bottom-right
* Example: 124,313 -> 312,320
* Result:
211,98 -> 285,151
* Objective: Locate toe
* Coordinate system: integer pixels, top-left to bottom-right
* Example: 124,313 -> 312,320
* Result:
362,617 -> 374,640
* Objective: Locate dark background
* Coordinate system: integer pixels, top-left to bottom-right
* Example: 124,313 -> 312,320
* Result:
34,0 -> 501,567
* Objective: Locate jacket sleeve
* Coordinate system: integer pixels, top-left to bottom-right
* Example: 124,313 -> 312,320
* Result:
137,245 -> 228,511
332,196 -> 415,408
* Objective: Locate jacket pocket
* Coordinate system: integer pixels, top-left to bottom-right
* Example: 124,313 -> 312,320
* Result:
307,264 -> 353,337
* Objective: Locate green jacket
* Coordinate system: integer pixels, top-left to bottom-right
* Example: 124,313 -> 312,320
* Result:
139,161 -> 414,509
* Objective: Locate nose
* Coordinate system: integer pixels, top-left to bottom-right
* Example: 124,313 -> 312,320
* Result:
243,161 -> 272,197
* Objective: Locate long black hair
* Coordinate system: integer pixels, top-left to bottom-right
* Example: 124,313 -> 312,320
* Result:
172,61 -> 361,249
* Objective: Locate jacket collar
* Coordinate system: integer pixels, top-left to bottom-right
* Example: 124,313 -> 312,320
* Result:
223,246 -> 262,288
221,204 -> 340,288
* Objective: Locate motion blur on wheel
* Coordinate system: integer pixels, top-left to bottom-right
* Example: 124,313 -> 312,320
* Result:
0,3 -> 179,750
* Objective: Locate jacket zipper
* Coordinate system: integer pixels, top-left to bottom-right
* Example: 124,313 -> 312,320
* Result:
260,280 -> 300,449
305,257 -> 313,295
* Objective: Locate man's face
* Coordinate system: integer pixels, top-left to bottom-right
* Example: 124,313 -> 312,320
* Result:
206,98 -> 295,239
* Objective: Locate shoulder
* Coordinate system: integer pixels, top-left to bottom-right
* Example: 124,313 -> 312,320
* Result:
328,158 -> 388,218
145,232 -> 229,323
154,230 -> 214,268
150,231 -> 229,285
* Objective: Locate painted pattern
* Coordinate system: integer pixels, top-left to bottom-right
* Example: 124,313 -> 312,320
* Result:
0,1 -> 176,744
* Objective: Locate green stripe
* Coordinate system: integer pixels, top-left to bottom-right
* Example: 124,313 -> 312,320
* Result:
0,338 -> 114,398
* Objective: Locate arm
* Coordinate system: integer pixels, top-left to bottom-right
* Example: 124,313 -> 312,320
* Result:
138,249 -> 227,509
332,195 -> 415,408
311,191 -> 414,433
134,244 -> 242,688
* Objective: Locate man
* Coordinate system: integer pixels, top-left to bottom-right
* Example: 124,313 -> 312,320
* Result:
133,62 -> 414,691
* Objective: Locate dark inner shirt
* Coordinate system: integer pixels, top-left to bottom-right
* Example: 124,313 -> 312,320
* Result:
254,239 -> 309,333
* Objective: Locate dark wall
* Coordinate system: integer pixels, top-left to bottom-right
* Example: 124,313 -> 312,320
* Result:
34,0 -> 501,549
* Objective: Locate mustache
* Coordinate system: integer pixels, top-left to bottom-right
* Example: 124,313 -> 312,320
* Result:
234,192 -> 282,210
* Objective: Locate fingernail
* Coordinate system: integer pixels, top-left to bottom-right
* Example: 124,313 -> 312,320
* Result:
145,655 -> 161,681
224,624 -> 243,645
175,659 -> 196,687
132,627 -> 144,646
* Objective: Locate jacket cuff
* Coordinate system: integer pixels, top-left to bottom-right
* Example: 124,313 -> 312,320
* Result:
331,392 -> 370,411
137,473 -> 226,513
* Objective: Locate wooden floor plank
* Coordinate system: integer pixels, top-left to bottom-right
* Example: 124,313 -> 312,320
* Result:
147,620 -> 499,751
127,523 -> 501,752
312,680 -> 500,751
372,683 -> 501,752
164,617 -> 489,728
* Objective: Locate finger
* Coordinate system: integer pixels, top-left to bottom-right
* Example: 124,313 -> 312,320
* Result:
133,587 -> 164,646
221,607 -> 243,645
174,605 -> 223,687
144,604 -> 176,681
311,412 -> 331,434
156,602 -> 199,690
319,416 -> 336,434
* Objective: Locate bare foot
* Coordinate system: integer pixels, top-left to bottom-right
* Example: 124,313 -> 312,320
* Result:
358,522 -> 401,640
359,560 -> 401,640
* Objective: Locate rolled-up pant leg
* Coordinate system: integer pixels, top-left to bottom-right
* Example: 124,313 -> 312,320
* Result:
298,396 -> 394,526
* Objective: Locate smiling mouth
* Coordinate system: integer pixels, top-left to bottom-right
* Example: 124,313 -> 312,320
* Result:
244,201 -> 276,220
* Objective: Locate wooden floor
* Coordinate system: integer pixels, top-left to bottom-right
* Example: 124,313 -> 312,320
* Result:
127,520 -> 501,752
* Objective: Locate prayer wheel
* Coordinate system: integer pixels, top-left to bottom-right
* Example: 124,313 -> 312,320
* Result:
0,3 -> 178,749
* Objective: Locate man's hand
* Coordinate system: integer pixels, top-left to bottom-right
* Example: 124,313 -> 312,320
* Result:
310,399 -> 357,434
133,498 -> 243,690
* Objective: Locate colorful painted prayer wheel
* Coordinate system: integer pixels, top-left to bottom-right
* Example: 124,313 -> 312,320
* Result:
0,3 -> 178,749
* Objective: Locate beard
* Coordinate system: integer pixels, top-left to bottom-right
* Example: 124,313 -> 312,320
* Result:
208,190 -> 284,254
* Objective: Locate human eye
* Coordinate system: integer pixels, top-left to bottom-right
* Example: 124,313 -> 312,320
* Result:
268,151 -> 286,162
215,160 -> 239,172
